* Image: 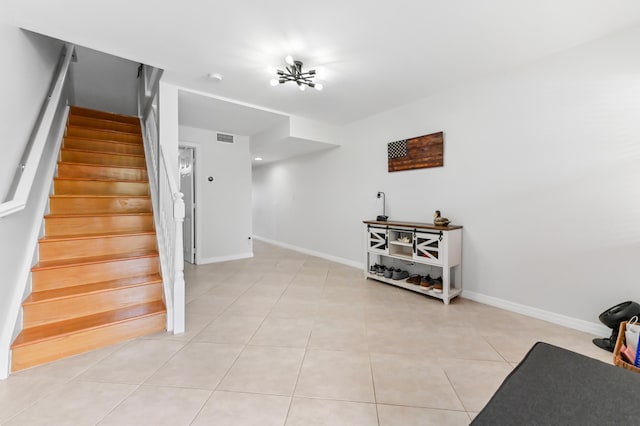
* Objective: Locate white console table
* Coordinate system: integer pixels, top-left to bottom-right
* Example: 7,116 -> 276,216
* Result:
363,220 -> 463,304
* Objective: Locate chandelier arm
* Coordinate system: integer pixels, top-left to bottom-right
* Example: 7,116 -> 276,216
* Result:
272,57 -> 322,90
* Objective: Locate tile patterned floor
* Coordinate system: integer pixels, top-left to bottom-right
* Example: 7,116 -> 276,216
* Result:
1,241 -> 612,425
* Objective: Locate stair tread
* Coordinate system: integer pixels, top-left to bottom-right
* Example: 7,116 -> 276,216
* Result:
67,124 -> 142,137
51,194 -> 151,199
12,301 -> 165,347
33,249 -> 159,270
69,106 -> 140,124
46,212 -> 153,218
64,136 -> 142,145
25,274 -> 163,304
57,162 -> 147,171
54,177 -> 149,183
40,230 -> 156,242
68,117 -> 140,130
61,148 -> 145,158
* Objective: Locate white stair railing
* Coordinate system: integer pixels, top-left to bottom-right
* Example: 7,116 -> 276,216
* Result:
139,66 -> 185,334
0,43 -> 75,217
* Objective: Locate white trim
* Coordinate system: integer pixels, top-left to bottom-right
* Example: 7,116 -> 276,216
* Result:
253,235 -> 364,270
462,290 -> 609,336
198,252 -> 254,264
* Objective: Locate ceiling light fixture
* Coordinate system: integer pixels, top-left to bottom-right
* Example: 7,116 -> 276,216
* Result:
254,157 -> 263,161
270,56 -> 323,91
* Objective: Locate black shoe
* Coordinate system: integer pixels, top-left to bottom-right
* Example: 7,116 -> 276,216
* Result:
592,337 -> 616,353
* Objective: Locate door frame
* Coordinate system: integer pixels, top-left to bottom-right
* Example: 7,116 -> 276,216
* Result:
179,142 -> 199,264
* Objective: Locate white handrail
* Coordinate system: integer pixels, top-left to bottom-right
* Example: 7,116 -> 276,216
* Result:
0,43 -> 75,218
139,65 -> 185,334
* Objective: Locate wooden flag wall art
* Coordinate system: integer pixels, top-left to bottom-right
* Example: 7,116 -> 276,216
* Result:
387,131 -> 443,172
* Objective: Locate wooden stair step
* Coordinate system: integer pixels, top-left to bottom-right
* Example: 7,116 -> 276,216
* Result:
57,162 -> 148,181
11,301 -> 166,372
68,115 -> 140,134
54,178 -> 149,196
32,250 -> 160,291
61,148 -> 146,168
69,106 -> 140,125
45,212 -> 154,237
33,249 -> 159,271
49,195 -> 152,214
39,231 -> 157,262
66,125 -> 142,144
63,137 -> 144,155
23,275 -> 163,328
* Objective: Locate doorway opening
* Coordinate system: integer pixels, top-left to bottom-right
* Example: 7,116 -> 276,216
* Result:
179,146 -> 196,264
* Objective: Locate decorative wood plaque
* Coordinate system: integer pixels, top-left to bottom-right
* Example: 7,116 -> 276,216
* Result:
387,131 -> 443,172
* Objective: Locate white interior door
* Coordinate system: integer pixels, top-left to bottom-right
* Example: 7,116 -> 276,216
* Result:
179,147 -> 196,264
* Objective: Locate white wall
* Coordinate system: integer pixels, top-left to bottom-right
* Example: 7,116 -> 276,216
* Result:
179,126 -> 253,263
72,45 -> 138,116
0,20 -> 62,201
0,12 -> 68,377
253,25 -> 640,330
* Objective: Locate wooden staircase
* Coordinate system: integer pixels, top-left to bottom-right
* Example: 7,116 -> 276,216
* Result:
10,106 -> 166,372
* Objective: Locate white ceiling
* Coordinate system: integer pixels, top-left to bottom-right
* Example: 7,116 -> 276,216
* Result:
8,0 -> 640,127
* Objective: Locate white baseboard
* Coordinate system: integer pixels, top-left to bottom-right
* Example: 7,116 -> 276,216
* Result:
198,252 -> 254,265
253,235 -> 364,270
462,290 -> 609,336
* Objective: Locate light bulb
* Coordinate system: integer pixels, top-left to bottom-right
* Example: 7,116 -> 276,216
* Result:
299,84 -> 305,91
270,79 -> 279,87
285,55 -> 294,66
315,83 -> 323,91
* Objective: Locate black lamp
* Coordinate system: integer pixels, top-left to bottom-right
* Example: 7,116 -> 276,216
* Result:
376,192 -> 388,221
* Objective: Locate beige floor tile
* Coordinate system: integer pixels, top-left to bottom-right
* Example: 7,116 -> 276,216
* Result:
145,342 -> 243,389
370,352 -> 464,410
315,301 -> 365,322
249,317 -> 314,348
224,297 -> 278,317
207,282 -> 253,298
479,329 -> 546,363
366,323 -> 431,355
218,346 -> 305,395
98,385 -> 211,425
279,286 -> 324,301
143,312 -> 214,342
377,404 -> 470,426
194,314 -> 264,344
192,391 -> 291,426
187,294 -> 238,316
295,349 -> 375,402
428,326 -> 504,361
76,339 -> 185,384
308,319 -> 369,351
285,397 -> 378,426
443,359 -> 513,412
269,300 -> 319,318
0,376 -> 67,423
6,380 -> 135,425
